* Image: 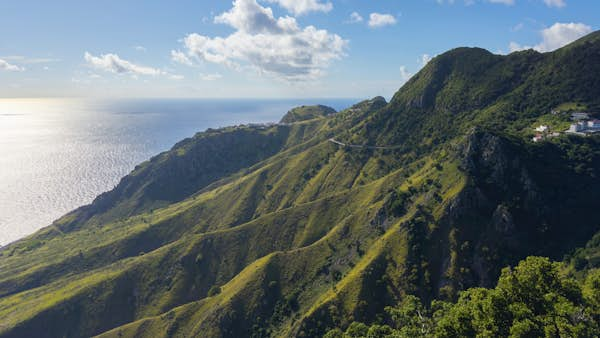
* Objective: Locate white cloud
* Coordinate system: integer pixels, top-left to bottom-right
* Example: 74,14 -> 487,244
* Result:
0,58 -> 24,71
171,50 -> 194,66
213,0 -> 290,34
509,41 -> 528,52
200,73 -> 223,81
543,0 -> 566,8
1,55 -> 59,64
537,22 -> 591,51
400,66 -> 413,83
420,54 -> 433,66
178,0 -> 347,81
265,0 -> 332,15
133,45 -> 147,52
84,52 -> 164,76
368,13 -> 397,28
348,12 -> 363,23
509,22 -> 592,53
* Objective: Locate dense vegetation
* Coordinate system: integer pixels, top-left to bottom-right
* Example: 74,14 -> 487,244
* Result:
325,256 -> 600,337
0,32 -> 599,338
280,105 -> 337,124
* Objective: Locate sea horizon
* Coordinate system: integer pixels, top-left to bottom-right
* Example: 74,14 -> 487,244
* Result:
0,97 -> 360,246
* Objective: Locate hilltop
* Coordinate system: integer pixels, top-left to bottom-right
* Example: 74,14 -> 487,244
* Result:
0,32 -> 599,338
280,105 -> 338,124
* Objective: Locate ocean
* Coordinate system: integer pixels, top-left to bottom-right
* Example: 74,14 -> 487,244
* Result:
0,98 -> 357,246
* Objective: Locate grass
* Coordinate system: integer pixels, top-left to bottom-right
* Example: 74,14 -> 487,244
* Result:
555,102 -> 588,112
2,31 -> 600,338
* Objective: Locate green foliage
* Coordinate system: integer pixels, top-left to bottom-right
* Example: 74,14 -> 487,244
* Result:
207,285 -> 221,297
1,31 -> 600,338
280,105 -> 337,124
326,257 -> 600,338
566,230 -> 600,273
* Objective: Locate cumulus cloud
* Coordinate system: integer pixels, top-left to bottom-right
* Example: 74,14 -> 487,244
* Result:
84,52 -> 165,76
543,0 -> 566,7
171,50 -> 194,66
368,13 -> 397,28
177,0 -> 347,81
537,22 -> 591,51
0,58 -> 24,71
265,0 -> 332,15
509,22 -> 592,53
348,12 -> 363,23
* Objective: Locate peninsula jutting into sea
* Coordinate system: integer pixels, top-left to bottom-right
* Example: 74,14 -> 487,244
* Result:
1,1 -> 599,337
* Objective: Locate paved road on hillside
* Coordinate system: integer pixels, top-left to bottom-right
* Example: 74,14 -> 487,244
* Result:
328,138 -> 401,150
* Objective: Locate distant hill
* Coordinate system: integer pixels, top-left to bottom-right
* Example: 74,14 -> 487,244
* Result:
0,32 -> 599,338
280,105 -> 337,123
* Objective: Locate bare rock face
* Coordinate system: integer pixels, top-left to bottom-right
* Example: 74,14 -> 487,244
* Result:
492,204 -> 515,234
433,131 -> 547,293
462,131 -> 513,184
431,129 -> 599,297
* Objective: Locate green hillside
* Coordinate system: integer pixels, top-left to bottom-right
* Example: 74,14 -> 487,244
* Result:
1,32 -> 599,338
280,105 -> 338,124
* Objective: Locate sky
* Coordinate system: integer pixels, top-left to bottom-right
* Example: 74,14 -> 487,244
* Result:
0,0 -> 597,99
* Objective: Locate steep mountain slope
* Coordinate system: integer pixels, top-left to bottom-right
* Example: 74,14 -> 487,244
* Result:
1,33 -> 599,338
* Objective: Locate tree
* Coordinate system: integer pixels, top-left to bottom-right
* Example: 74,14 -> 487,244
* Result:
324,257 -> 600,338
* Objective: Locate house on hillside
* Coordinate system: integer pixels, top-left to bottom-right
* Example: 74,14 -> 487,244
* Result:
532,134 -> 544,142
531,125 -> 562,142
567,122 -> 587,134
566,119 -> 600,135
571,112 -> 590,121
588,119 -> 600,130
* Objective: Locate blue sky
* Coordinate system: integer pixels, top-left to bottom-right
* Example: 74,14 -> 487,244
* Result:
0,0 -> 597,99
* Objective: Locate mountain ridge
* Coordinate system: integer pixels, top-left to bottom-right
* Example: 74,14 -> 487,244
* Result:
1,32 -> 599,337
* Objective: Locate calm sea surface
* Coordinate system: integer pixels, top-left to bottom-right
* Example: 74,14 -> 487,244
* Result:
0,98 -> 357,245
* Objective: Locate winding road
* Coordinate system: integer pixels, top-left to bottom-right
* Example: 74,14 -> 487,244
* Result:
328,138 -> 402,150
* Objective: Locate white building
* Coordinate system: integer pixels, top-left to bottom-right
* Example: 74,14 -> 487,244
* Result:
535,125 -> 549,132
566,120 -> 600,135
588,119 -> 600,130
532,134 -> 543,142
567,122 -> 586,133
571,112 -> 590,121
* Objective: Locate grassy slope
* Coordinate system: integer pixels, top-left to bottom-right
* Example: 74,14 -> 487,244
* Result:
280,105 -> 337,124
0,98 -> 398,336
95,155 -> 466,338
1,32 -> 599,337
